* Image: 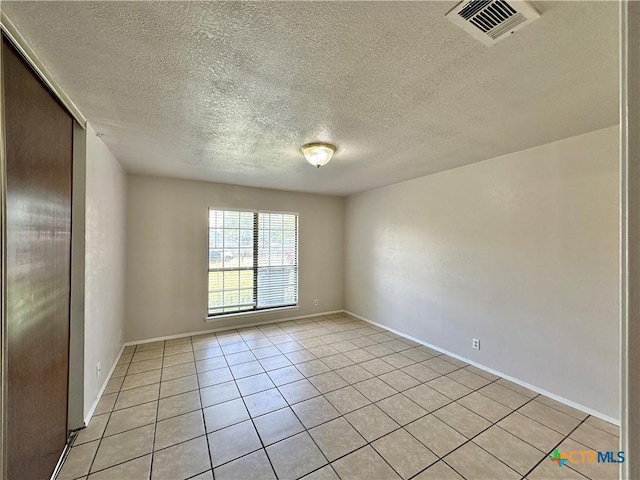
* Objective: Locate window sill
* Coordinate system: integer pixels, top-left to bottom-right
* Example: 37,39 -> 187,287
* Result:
204,305 -> 300,322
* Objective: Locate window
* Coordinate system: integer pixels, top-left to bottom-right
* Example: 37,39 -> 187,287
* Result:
208,209 -> 298,317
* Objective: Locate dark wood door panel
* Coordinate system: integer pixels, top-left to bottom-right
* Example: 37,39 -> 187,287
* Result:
3,36 -> 73,479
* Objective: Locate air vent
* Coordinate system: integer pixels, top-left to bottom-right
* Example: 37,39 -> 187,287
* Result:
446,0 -> 540,46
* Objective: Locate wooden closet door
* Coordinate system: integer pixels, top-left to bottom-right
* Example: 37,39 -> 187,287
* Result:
3,36 -> 73,479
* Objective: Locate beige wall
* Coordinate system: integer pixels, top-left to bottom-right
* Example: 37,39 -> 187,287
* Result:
83,124 -> 127,419
125,175 -> 345,341
345,126 -> 620,420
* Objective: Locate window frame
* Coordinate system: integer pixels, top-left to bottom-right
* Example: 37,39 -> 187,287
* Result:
206,207 -> 299,319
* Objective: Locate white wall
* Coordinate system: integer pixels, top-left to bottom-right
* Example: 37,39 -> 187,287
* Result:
345,126 -> 620,419
125,175 -> 344,341
83,124 -> 127,419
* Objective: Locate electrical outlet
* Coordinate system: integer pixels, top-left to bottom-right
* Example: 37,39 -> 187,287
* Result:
314,299 -> 319,306
96,362 -> 102,378
472,339 -> 480,350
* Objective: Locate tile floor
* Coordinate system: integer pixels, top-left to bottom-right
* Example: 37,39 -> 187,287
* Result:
57,313 -> 620,480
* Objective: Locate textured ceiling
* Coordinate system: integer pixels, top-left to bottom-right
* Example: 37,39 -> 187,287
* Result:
4,1 -> 619,195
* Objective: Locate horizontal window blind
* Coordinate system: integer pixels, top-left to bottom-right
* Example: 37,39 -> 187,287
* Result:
208,209 -> 298,317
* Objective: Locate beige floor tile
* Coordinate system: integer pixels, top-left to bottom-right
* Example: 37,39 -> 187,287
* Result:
324,386 -> 371,414
332,445 -> 401,480
214,449 -> 276,480
198,367 -> 234,388
152,436 -> 211,480
195,356 -> 228,373
267,365 -> 304,386
286,349 -> 318,363
277,340 -> 305,353
88,454 -> 151,480
527,458 -> 589,480
434,403 -> 491,438
91,425 -> 154,472
126,358 -> 163,375
157,389 -> 201,421
584,416 -> 620,437
569,422 -> 619,452
135,341 -> 165,352
401,364 -> 441,383
444,441 -> 520,480
376,394 -> 427,426
359,358 -> 396,376
236,372 -> 275,396
193,344 -> 221,357
364,344 -> 395,357
473,425 -> 545,474
309,417 -> 367,461
103,376 -> 124,395
252,346 -> 281,359
75,414 -> 109,445
122,346 -> 136,355
405,415 -> 467,457
254,407 -> 305,445
203,398 -> 249,432
353,377 -> 397,402
308,371 -> 348,393
479,383 -> 530,409
309,345 -> 340,358
556,438 -> 621,480
345,404 -> 400,442
131,349 -> 164,363
378,370 -> 420,392
111,365 -> 129,378
118,354 -> 134,366
446,369 -> 492,390
536,396 -> 589,420
104,401 -> 157,437
344,348 -> 377,363
191,470 -> 214,480
402,348 -> 433,363
427,376 -> 472,400
301,465 -> 340,480
456,391 -> 513,422
161,374 -> 199,397
463,365 -> 499,381
114,384 -> 160,411
267,432 -> 327,479
380,353 -> 415,369
495,378 -> 538,398
230,360 -> 266,379
278,378 -> 321,404
335,364 -> 374,384
292,395 -> 340,428
373,428 -> 438,479
163,343 -> 193,356
161,362 -> 197,381
162,351 -> 194,367
321,353 -> 355,370
296,359 -> 332,377
57,440 -> 100,480
121,370 -> 161,391
199,380 -> 239,408
218,352 -> 253,369
404,384 -> 451,412
422,357 -> 459,374
519,400 -> 583,434
498,412 -> 564,452
259,354 -> 292,371
412,460 -> 464,480
93,393 -> 117,415
208,420 -> 262,467
154,410 -> 205,450
165,336 -> 192,347
244,388 -> 288,417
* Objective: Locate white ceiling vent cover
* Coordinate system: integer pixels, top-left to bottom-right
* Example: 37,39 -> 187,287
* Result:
446,0 -> 540,46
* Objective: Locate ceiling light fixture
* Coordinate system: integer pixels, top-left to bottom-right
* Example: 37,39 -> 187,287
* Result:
301,142 -> 336,168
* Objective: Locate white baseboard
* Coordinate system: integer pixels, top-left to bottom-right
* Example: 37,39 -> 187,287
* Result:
125,310 -> 345,346
344,310 -> 620,426
83,343 -> 126,426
